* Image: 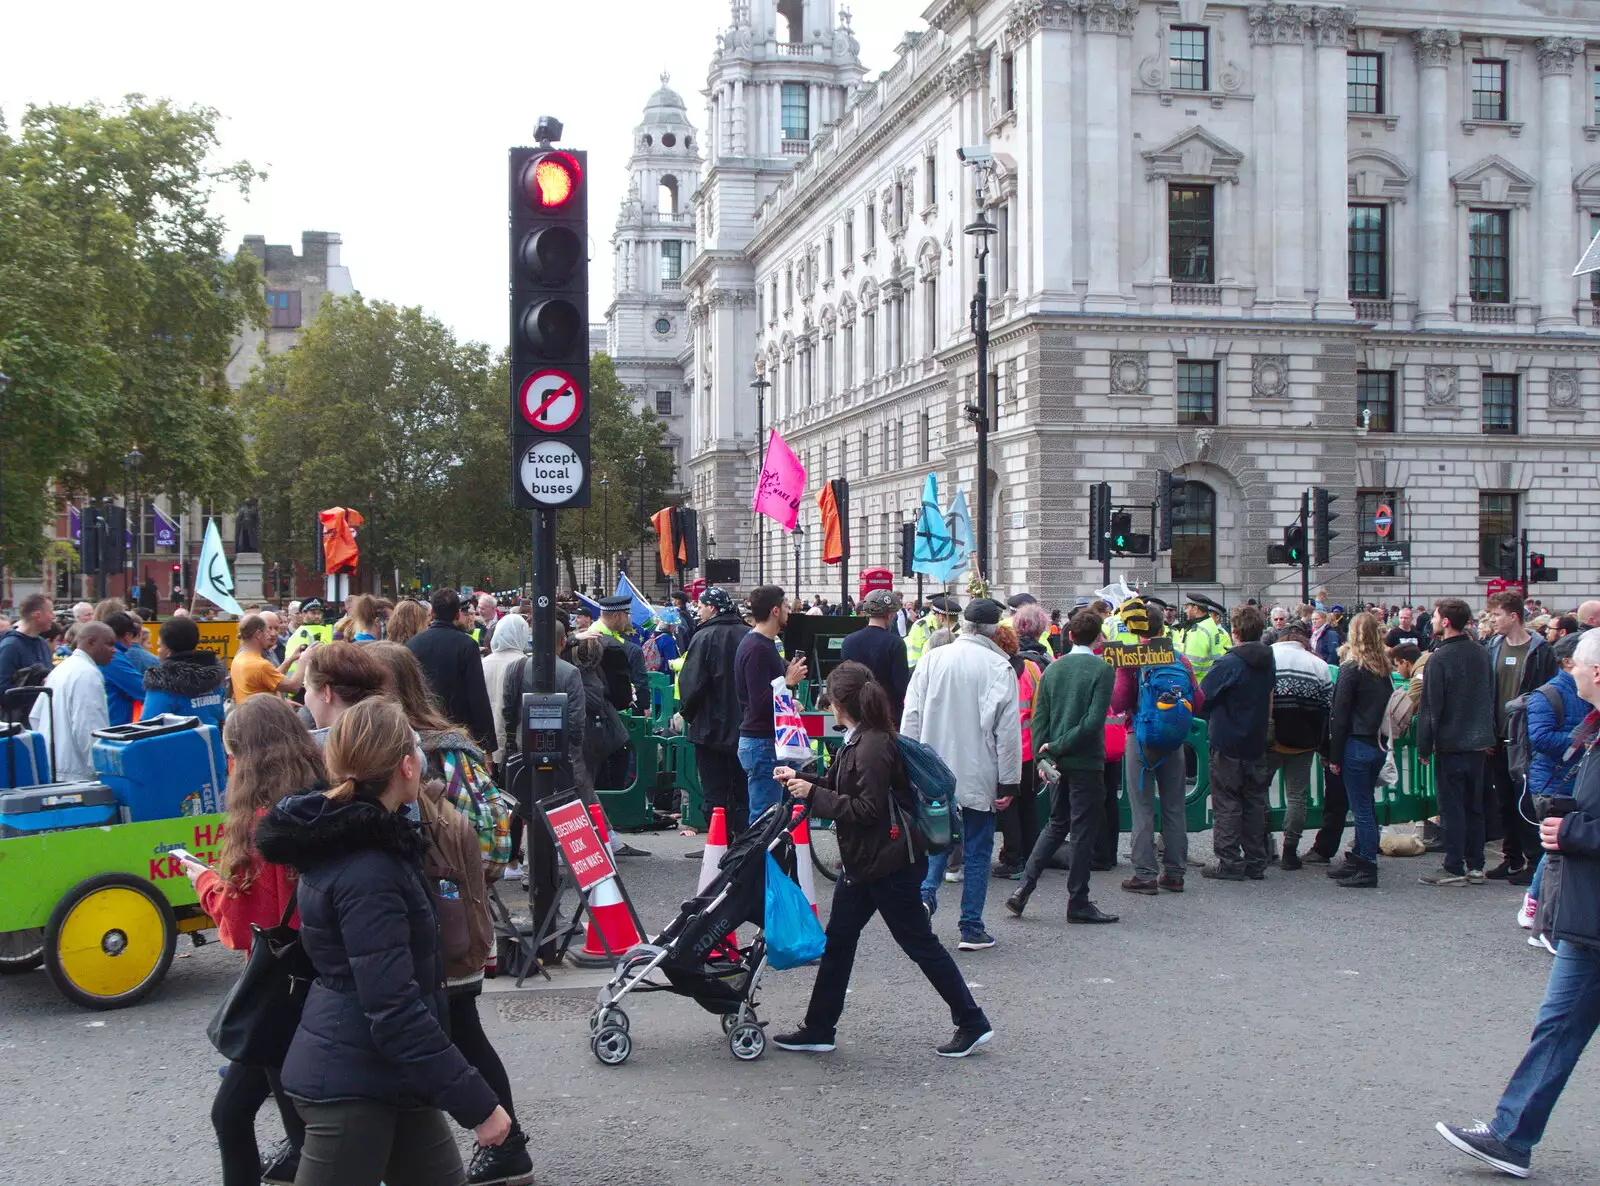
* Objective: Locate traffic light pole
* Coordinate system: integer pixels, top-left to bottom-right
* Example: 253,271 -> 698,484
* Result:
1520,528 -> 1529,589
1299,489 -> 1311,607
531,509 -> 556,783
1101,495 -> 1113,588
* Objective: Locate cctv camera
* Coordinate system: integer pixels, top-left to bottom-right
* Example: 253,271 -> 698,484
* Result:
534,115 -> 564,146
956,145 -> 994,166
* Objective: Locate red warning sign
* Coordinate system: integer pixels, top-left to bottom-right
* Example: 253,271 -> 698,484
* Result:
518,369 -> 583,432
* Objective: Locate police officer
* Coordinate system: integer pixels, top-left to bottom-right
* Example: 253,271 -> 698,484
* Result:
1174,593 -> 1231,684
285,597 -> 332,663
905,592 -> 960,668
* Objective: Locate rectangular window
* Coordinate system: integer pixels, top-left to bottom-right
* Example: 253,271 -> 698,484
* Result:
1472,59 -> 1508,121
865,202 -> 876,251
824,234 -> 834,278
1168,185 -> 1215,285
843,215 -> 854,262
1591,213 -> 1600,304
1469,209 -> 1510,304
1347,52 -> 1383,114
920,410 -> 930,462
655,391 -> 673,417
661,241 -> 683,281
785,267 -> 793,309
1001,53 -> 1015,112
781,83 -> 809,140
925,155 -> 936,205
266,288 -> 301,329
1356,370 -> 1395,433
1594,65 -> 1600,126
1482,373 -> 1519,435
842,324 -> 854,389
1348,205 -> 1387,298
1478,492 -> 1517,577
1176,360 -> 1218,425
1170,27 -> 1209,91
863,310 -> 876,378
1357,489 -> 1400,577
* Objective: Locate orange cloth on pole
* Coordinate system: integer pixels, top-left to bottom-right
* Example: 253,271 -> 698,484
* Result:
652,507 -> 681,576
817,483 -> 845,565
319,507 -> 365,575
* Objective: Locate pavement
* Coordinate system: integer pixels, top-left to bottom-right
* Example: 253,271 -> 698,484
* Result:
2,829 -> 1596,1186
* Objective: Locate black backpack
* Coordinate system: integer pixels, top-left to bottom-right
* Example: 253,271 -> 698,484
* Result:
1506,684 -> 1564,784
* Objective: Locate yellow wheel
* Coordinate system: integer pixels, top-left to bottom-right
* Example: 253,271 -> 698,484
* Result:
44,874 -> 176,1010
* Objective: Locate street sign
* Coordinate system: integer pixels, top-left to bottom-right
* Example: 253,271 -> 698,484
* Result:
518,367 -> 583,432
1360,542 -> 1410,564
517,439 -> 587,507
1373,503 -> 1393,538
1487,577 -> 1525,598
545,797 -> 616,892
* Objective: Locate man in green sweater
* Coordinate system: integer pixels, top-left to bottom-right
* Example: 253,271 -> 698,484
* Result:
1006,609 -> 1119,924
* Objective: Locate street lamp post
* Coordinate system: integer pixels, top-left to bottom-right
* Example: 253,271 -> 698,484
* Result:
792,524 -> 804,596
963,167 -> 997,582
634,449 -> 647,594
599,477 -> 610,590
122,448 -> 142,601
0,373 -> 10,582
750,371 -> 771,584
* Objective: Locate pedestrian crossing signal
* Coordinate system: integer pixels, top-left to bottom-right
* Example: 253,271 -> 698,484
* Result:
1284,524 -> 1306,565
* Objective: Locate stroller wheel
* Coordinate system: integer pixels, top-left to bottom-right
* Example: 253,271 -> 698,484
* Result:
591,1025 -> 632,1066
728,1022 -> 766,1062
590,1007 -> 629,1034
720,1011 -> 743,1035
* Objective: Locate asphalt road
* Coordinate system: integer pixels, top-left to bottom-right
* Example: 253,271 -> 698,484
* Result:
3,829 -> 1596,1186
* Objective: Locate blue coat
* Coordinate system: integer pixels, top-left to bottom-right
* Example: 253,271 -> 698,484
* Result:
1528,670 -> 1589,800
140,651 -> 226,728
103,643 -> 150,727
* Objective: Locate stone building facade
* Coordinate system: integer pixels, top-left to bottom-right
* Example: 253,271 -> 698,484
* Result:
225,230 -> 355,390
625,0 -> 1600,606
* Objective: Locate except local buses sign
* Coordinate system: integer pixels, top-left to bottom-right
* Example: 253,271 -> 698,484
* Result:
517,439 -> 586,507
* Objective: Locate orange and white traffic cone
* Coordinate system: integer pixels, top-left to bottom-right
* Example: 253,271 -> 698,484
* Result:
790,806 -> 819,917
572,873 -> 643,967
696,806 -> 730,893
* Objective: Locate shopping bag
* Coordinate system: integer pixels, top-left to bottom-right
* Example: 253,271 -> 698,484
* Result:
207,889 -> 314,1066
764,852 -> 826,969
771,676 -> 813,764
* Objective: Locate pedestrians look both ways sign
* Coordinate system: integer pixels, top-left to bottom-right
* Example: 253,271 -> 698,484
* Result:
512,365 -> 590,509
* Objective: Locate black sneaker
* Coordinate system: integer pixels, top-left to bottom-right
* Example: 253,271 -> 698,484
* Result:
1419,866 -> 1468,886
467,1124 -> 534,1185
261,1142 -> 300,1186
958,931 -> 997,950
1301,850 -> 1332,865
773,1029 -> 836,1052
1508,863 -> 1535,887
1201,863 -> 1249,882
936,1027 -> 994,1058
1435,1121 -> 1530,1178
1485,858 -> 1526,881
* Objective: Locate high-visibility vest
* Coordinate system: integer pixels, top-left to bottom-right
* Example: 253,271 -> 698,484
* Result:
905,614 -> 937,666
1175,616 -> 1230,683
1016,658 -> 1042,761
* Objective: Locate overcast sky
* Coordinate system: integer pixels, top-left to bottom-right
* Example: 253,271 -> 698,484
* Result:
3,0 -> 920,351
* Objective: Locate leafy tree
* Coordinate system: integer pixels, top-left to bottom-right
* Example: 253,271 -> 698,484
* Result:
0,96 -> 262,567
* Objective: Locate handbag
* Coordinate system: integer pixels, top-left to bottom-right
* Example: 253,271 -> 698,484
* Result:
206,887 -> 315,1066
763,852 -> 826,970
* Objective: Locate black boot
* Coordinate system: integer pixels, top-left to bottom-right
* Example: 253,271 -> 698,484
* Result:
1280,839 -> 1303,871
1327,854 -> 1363,880
1336,855 -> 1378,889
468,1123 -> 534,1185
1004,881 -> 1034,917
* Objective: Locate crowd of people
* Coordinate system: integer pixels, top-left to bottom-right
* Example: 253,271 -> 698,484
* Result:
6,573 -> 1600,1180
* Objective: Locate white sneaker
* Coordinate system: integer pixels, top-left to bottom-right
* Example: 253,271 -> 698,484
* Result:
1518,894 -> 1537,930
1539,934 -> 1558,955
944,868 -> 964,883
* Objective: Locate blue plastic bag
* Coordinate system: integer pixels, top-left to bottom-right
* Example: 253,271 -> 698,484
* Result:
764,852 -> 826,969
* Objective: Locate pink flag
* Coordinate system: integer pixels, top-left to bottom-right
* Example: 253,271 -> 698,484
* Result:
752,430 -> 806,531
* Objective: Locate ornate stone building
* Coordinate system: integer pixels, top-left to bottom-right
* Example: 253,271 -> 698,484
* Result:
625,0 -> 1600,605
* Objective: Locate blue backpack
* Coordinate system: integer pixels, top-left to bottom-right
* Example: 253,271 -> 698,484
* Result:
894,735 -> 955,854
1133,662 -> 1195,769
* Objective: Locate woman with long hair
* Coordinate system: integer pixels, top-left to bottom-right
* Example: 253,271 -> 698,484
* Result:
255,698 -> 509,1186
365,643 -> 530,1183
990,622 -> 1044,879
183,695 -> 327,1185
1325,611 -> 1395,888
385,600 -> 429,646
773,661 -> 994,1059
346,594 -> 382,642
302,641 -> 391,736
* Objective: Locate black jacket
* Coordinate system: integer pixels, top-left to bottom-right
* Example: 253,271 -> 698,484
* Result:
1416,633 -> 1496,757
1329,664 -> 1392,757
798,729 -> 922,882
1016,635 -> 1054,672
254,792 -> 498,1127
1549,721 -> 1600,949
407,622 -> 497,756
677,613 -> 751,752
1197,642 -> 1276,760
839,624 -> 911,721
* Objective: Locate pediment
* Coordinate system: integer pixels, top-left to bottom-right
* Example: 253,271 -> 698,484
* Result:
1348,149 -> 1412,202
1142,126 -> 1245,184
1450,155 -> 1536,207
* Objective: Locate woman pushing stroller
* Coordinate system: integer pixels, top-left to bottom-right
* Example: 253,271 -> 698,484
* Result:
772,661 -> 994,1058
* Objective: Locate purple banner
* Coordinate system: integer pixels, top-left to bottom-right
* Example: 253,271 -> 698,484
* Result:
152,505 -> 178,549
69,504 -> 80,546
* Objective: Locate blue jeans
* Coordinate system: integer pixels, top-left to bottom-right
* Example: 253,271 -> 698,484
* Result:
1341,738 -> 1383,863
1530,853 -> 1547,900
921,807 -> 995,938
737,736 -> 782,829
1491,940 -> 1600,1155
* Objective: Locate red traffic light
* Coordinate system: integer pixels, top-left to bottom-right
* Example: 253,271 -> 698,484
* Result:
523,151 -> 581,210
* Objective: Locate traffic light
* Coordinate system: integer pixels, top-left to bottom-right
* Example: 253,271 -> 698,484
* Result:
1157,470 -> 1175,552
1284,524 -> 1306,566
1498,538 -> 1519,581
510,134 -> 590,509
901,521 -> 916,578
1528,552 -> 1558,583
1111,511 -> 1133,552
1088,482 -> 1105,560
1268,544 -> 1290,565
1312,487 -> 1338,566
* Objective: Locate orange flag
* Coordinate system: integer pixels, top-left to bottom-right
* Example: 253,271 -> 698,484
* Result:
319,507 -> 365,575
652,507 -> 678,576
817,482 -> 845,565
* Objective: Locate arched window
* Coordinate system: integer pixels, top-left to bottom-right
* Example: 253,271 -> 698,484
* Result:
660,175 -> 679,215
1171,480 -> 1216,583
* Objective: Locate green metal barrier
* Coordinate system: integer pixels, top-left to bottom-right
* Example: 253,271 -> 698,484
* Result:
596,714 -> 666,829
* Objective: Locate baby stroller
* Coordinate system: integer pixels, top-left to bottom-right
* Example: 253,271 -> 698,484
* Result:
588,797 -> 809,1066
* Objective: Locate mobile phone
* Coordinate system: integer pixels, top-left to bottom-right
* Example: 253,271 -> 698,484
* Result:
793,650 -> 807,662
169,847 -> 205,868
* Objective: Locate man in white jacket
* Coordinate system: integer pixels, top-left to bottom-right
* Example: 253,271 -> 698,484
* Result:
903,598 -> 1022,950
30,622 -> 115,782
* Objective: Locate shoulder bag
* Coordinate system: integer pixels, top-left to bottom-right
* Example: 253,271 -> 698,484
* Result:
206,887 -> 315,1067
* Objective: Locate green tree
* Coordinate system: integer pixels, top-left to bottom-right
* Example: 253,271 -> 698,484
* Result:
0,96 -> 263,567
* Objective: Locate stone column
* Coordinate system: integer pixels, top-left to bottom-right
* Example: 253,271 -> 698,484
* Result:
1082,0 -> 1136,311
1250,3 -> 1312,314
1538,37 -> 1584,328
1413,29 -> 1459,328
1313,6 -> 1354,318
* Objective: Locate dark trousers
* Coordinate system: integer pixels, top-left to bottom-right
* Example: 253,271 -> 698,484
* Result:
1095,758 -> 1121,866
212,1061 -> 304,1186
996,759 -> 1041,868
1435,750 -> 1488,875
596,747 -> 629,791
1021,765 -> 1105,909
1310,764 -> 1350,858
1211,751 -> 1272,874
694,745 -> 749,835
448,988 -> 515,1123
803,860 -> 989,1040
291,1100 -> 464,1186
1492,745 -> 1540,866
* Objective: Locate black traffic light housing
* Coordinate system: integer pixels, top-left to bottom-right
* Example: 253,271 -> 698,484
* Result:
1312,487 -> 1338,566
1528,552 -> 1557,583
1157,470 -> 1175,551
1087,482 -> 1111,562
1110,511 -> 1133,551
1284,523 -> 1306,565
1498,538 -> 1519,581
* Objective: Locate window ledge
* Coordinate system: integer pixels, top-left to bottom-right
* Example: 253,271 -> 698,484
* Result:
1461,119 -> 1523,137
1348,112 -> 1399,131
920,203 -> 938,223
1143,87 -> 1238,110
1586,125 -> 1600,142
1547,404 -> 1585,421
986,109 -> 1017,137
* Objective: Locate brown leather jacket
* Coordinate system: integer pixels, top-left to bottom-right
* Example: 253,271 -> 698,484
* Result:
799,729 -> 924,882
419,783 -> 493,982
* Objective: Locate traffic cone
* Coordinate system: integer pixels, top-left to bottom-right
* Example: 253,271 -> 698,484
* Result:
572,873 -> 643,967
588,803 -> 617,859
695,806 -> 738,955
790,805 -> 819,917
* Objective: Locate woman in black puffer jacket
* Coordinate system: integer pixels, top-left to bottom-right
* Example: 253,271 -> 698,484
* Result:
254,698 -> 509,1186
770,661 -> 994,1060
